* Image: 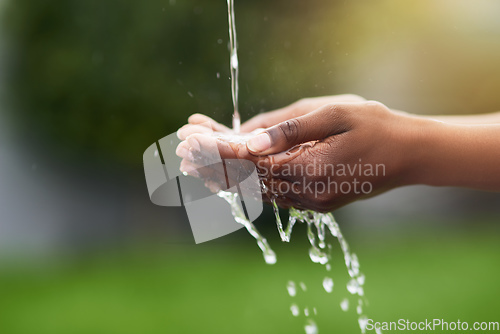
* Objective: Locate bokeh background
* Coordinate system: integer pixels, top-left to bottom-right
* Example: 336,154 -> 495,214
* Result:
1,0 -> 499,333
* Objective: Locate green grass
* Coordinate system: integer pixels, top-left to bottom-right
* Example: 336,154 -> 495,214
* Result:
0,223 -> 499,334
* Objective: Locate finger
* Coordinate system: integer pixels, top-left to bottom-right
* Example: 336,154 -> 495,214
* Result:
180,159 -> 229,187
177,124 -> 214,140
240,106 -> 308,133
180,155 -> 261,197
186,133 -> 254,162
188,113 -> 231,133
246,102 -> 363,155
176,140 -> 213,166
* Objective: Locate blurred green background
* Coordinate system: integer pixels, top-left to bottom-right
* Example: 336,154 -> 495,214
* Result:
0,0 -> 499,333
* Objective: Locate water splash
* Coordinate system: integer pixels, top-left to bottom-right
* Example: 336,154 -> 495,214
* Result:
340,298 -> 350,312
287,280 -> 297,297
322,277 -> 334,293
222,1 -> 374,331
285,208 -> 370,332
218,185 -> 371,332
217,191 -> 276,264
358,315 -> 369,334
271,197 -> 295,242
216,170 -> 372,332
304,319 -> 318,334
290,304 -> 300,317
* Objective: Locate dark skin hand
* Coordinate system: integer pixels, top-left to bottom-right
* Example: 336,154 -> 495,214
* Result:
176,95 -> 500,212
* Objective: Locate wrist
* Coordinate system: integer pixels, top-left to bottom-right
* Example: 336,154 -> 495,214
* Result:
395,115 -> 447,187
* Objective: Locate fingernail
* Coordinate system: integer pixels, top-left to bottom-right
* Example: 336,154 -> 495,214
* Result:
176,128 -> 183,140
187,136 -> 201,151
247,133 -> 271,153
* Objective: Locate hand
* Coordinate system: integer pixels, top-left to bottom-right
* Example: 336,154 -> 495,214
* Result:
177,94 -> 366,138
176,98 -> 418,212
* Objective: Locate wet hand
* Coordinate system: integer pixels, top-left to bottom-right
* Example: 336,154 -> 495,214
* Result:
177,99 -> 416,212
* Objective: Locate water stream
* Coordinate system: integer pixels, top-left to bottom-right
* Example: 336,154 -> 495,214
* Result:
227,0 -> 241,133
220,2 -> 373,333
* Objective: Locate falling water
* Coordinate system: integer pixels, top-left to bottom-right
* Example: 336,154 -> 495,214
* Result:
221,2 -> 373,333
218,191 -> 276,264
284,208 -> 369,334
227,0 -> 241,133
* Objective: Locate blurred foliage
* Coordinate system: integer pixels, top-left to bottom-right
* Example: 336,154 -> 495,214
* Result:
1,224 -> 499,334
1,0 -> 344,166
2,0 -> 230,165
3,0 -> 500,166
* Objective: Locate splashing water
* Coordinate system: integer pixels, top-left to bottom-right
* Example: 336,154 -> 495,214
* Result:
323,277 -> 334,293
340,298 -> 350,312
219,184 -> 371,332
221,2 -> 375,333
304,319 -> 319,334
217,191 -> 276,265
290,303 -> 300,317
287,280 -> 297,297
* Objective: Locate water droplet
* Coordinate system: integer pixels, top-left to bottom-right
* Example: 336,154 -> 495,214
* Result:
351,253 -> 360,276
358,315 -> 368,334
187,91 -> 194,98
182,171 -> 188,177
308,247 -> 328,264
230,52 -> 238,70
357,274 -> 365,286
154,150 -> 159,157
304,307 -> 309,316
313,307 -> 317,315
322,277 -> 334,293
218,191 -> 276,265
325,264 -> 331,271
216,72 -> 220,79
290,303 -> 299,317
340,298 -> 349,311
217,39 -> 223,44
357,305 -> 363,315
375,328 -> 383,334
299,282 -> 307,292
264,250 -> 277,264
286,281 -> 296,297
347,278 -> 358,295
304,319 -> 318,334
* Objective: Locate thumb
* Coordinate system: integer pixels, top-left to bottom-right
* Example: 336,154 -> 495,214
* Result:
246,103 -> 356,155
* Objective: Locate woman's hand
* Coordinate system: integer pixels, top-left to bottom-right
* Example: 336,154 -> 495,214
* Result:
177,99 -> 419,212
178,94 -> 366,139
176,96 -> 500,212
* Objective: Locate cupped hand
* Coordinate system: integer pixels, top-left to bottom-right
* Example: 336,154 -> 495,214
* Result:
177,98 -> 415,212
181,94 -> 366,137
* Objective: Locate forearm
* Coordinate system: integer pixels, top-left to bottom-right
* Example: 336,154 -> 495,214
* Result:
427,111 -> 500,124
403,118 -> 500,191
